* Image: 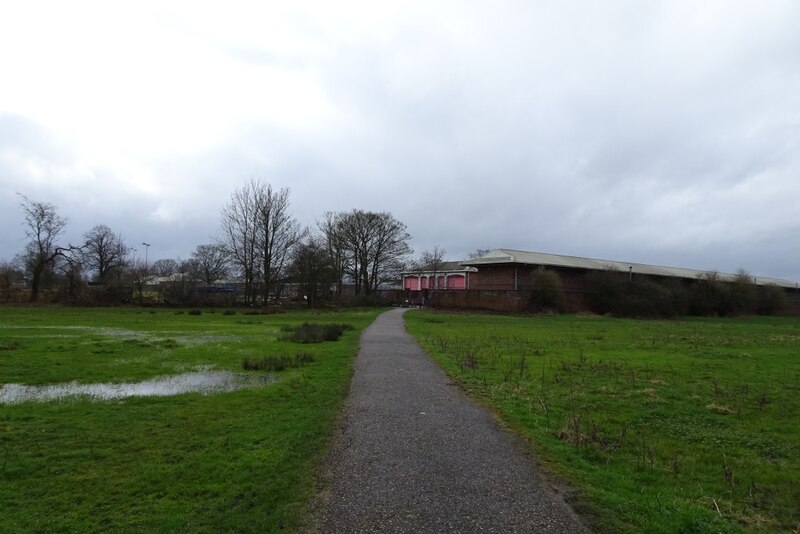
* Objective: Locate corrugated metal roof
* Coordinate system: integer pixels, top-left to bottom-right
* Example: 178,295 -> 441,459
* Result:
461,248 -> 798,289
439,261 -> 474,272
401,261 -> 477,275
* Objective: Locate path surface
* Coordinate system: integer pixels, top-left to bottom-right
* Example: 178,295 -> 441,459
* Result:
307,308 -> 590,533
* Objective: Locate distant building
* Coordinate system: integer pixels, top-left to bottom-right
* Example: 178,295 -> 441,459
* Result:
402,261 -> 478,291
461,248 -> 797,291
404,248 -> 800,314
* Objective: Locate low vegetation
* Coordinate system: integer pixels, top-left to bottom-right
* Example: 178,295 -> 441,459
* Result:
280,322 -> 354,343
584,269 -> 787,318
0,306 -> 382,532
405,311 -> 800,533
529,267 -> 566,311
242,352 -> 314,371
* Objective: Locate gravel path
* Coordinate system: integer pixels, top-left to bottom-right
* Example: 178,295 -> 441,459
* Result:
306,308 -> 591,533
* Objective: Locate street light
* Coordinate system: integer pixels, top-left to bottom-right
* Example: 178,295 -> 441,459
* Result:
142,242 -> 151,267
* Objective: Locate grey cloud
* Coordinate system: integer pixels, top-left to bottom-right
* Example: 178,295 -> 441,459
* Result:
2,3 -> 799,283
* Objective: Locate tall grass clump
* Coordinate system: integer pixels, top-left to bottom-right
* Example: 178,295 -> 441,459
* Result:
242,352 -> 314,371
281,322 -> 353,343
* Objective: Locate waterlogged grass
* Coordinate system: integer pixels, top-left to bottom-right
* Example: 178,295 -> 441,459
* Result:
0,306 -> 383,532
405,311 -> 800,534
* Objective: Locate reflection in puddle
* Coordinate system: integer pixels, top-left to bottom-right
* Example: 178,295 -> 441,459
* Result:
0,371 -> 276,404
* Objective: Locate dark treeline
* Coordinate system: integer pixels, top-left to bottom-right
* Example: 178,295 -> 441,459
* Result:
3,183 -> 413,307
527,267 -> 788,317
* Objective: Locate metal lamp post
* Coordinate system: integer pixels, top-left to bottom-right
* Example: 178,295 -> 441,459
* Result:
142,242 -> 151,268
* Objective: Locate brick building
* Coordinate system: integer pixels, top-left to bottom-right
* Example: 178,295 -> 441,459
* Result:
424,248 -> 800,314
401,261 -> 478,291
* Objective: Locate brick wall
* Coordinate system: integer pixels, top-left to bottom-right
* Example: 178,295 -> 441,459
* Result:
430,289 -> 532,312
470,266 -> 516,290
471,265 -> 591,292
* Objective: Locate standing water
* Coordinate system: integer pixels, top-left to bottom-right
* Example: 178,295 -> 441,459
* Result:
0,371 -> 276,404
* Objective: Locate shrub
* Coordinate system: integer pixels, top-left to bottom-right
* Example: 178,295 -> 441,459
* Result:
222,309 -> 236,316
729,270 -> 757,315
188,309 -> 202,316
690,272 -> 739,316
586,270 -> 688,318
529,268 -> 565,311
242,351 -> 314,371
0,340 -> 20,351
655,278 -> 690,317
585,269 -> 628,315
757,284 -> 787,315
628,277 -> 689,318
294,351 -> 314,364
281,322 -> 353,343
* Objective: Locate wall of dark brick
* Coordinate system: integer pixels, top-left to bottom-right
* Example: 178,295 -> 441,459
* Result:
430,289 -> 532,312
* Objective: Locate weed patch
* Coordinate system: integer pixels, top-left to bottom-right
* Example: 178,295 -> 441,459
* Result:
0,340 -> 20,350
242,352 -> 314,371
281,322 -> 353,343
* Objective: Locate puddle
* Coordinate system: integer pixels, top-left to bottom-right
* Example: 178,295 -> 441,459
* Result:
174,335 -> 243,346
0,325 -> 242,347
0,325 -> 145,337
0,371 -> 276,405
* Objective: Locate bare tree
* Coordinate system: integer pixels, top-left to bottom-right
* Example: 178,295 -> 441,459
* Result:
18,194 -> 68,302
418,244 -> 447,289
151,258 -> 179,278
318,211 -> 351,298
254,184 -> 300,303
468,248 -> 491,259
220,181 -> 260,304
288,235 -> 335,307
220,180 -> 300,304
82,224 -> 128,283
339,210 -> 412,295
123,258 -> 150,301
55,248 -> 85,303
190,243 -> 229,284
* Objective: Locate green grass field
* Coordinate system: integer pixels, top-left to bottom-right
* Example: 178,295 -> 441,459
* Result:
0,306 -> 382,532
405,311 -> 800,534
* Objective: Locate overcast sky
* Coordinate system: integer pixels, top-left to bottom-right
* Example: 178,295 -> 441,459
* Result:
2,1 -> 799,282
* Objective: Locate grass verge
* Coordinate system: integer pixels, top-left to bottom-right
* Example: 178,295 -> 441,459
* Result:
0,306 -> 383,532
405,311 -> 800,534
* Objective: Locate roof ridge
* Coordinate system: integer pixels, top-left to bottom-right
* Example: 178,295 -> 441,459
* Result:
465,248 -> 797,288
